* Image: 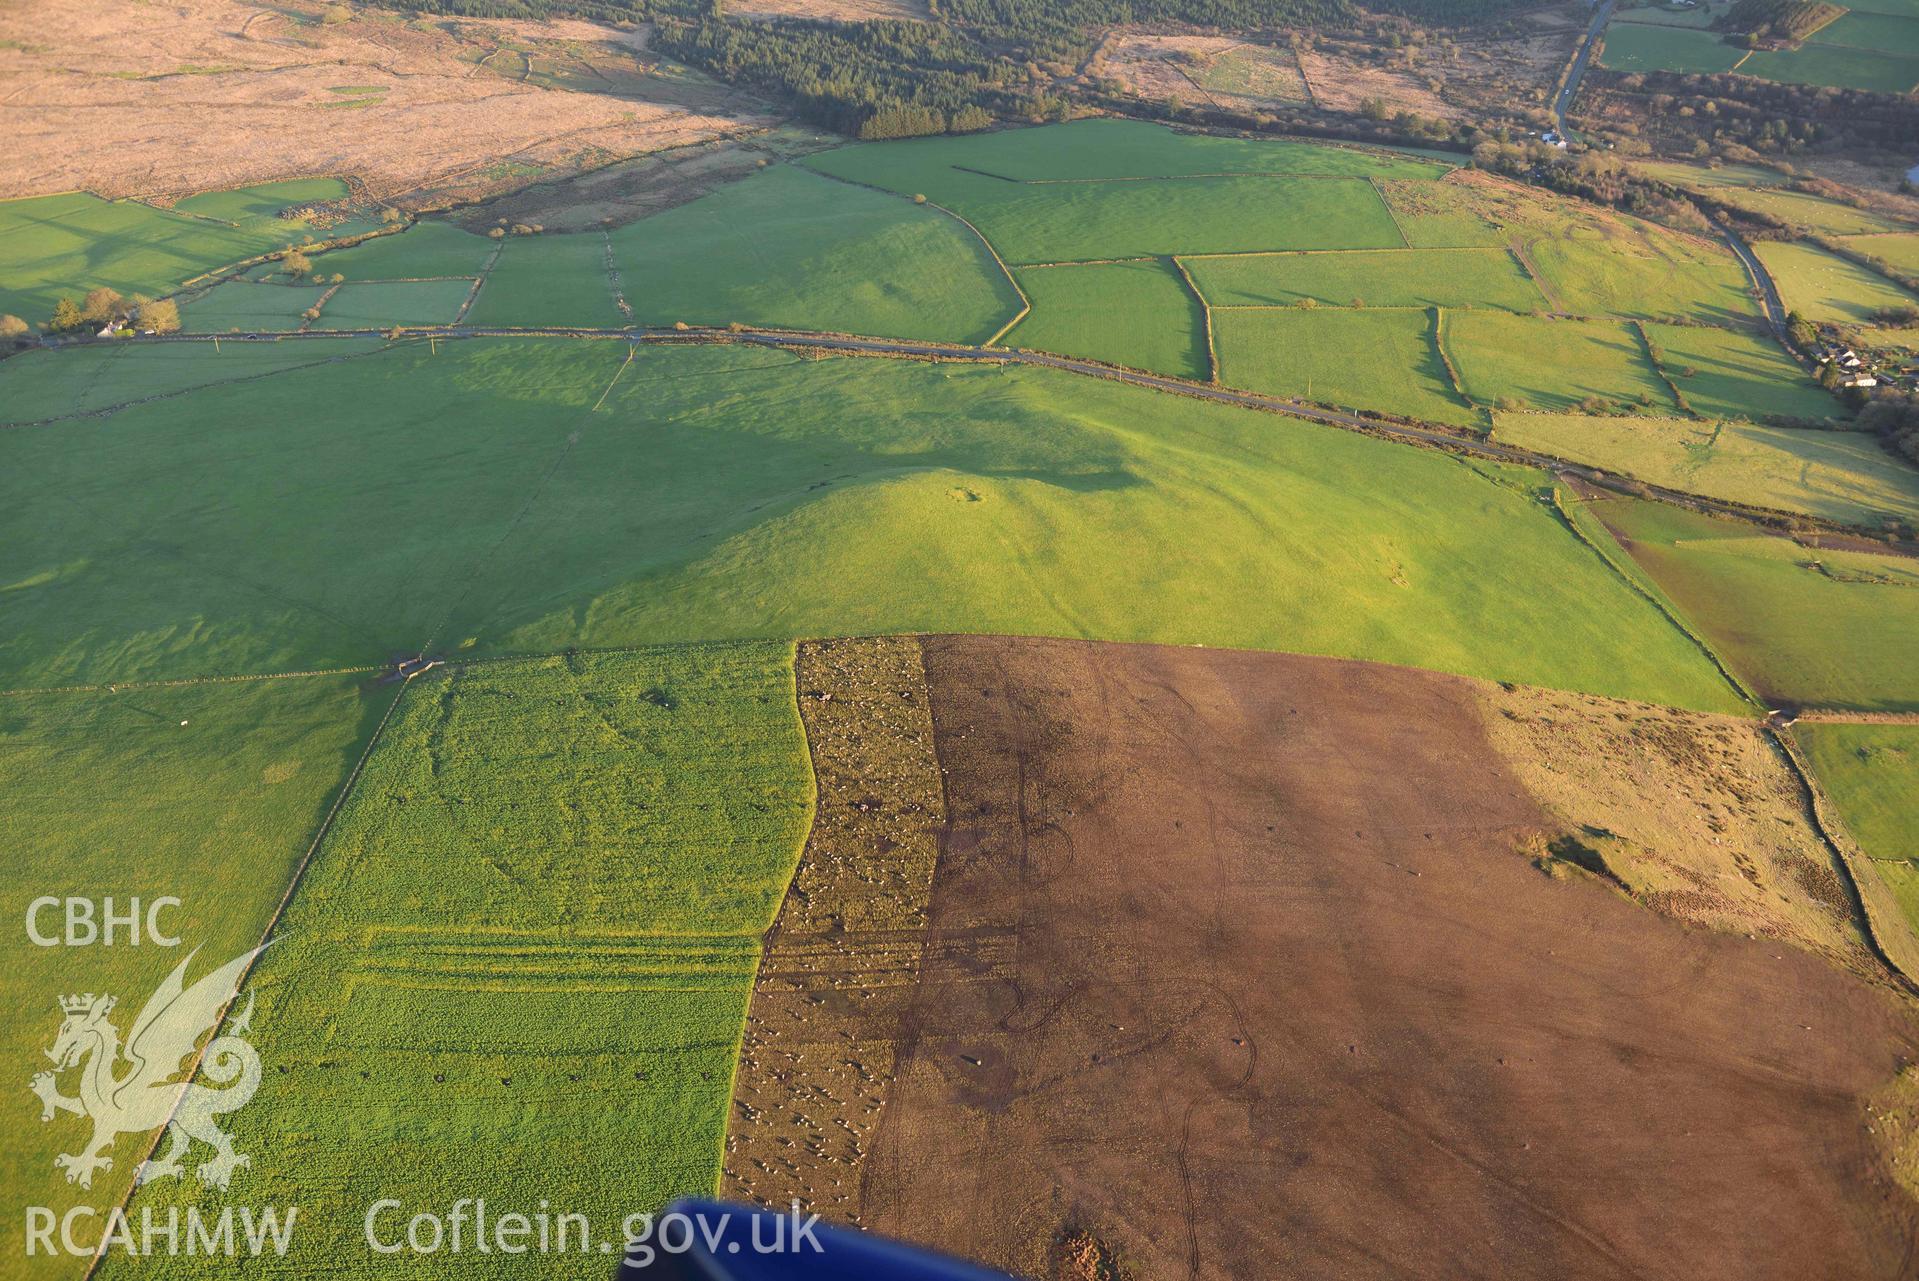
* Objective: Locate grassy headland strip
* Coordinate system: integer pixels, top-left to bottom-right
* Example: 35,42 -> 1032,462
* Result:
1169,255 -> 1219,383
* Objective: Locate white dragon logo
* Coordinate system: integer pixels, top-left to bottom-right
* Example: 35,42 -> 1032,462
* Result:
30,946 -> 266,1191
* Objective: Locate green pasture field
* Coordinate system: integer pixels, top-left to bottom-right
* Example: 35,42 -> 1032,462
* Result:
0,189 -> 338,324
1754,241 -> 1919,324
0,338 -> 386,425
1597,24 -> 1748,73
1799,723 -> 1919,937
1597,497 -> 1919,710
1448,313 -> 1678,413
924,174 -> 1406,265
1006,259 -> 1208,378
314,220 -> 498,280
183,280 -> 326,332
111,643 -> 815,1279
1609,1 -> 1721,27
1185,247 -> 1545,311
1206,306 -> 1478,424
608,164 -> 1017,343
1,338 -> 1742,711
1491,413 -> 1919,528
1812,10 -> 1919,53
1711,187 -> 1902,236
1801,724 -> 1919,860
1740,41 -> 1919,93
1523,220 -> 1760,324
0,673 -> 381,1235
1642,322 -> 1842,421
1379,176 -> 1760,322
1376,179 -> 1508,250
1838,233 -> 1919,276
807,118 -> 1448,188
1633,160 -> 1786,189
173,179 -> 375,237
463,232 -> 624,328
0,339 -> 625,687
804,123 -> 1416,262
310,279 -> 475,330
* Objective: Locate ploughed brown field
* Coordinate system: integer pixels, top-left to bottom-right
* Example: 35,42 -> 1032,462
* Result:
726,635 -> 1919,1280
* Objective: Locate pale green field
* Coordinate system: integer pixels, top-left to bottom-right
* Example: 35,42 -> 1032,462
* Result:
1185,247 -> 1545,311
314,220 -> 498,280
1492,413 -> 1919,528
1755,241 -> 1919,325
1642,322 -> 1843,422
1449,313 -> 1677,413
1739,42 -> 1919,94
1597,24 -> 1749,73
1837,233 -> 1919,277
1713,188 -> 1903,236
1600,498 -> 1919,710
1799,723 -> 1919,939
807,117 -> 1448,187
1634,160 -> 1786,189
1007,259 -> 1208,378
608,164 -> 1018,342
0,182 -> 359,324
1379,176 -> 1759,322
464,232 -> 624,328
310,279 -> 475,330
806,122 -> 1419,263
184,281 -> 327,332
1801,723 -> 1919,862
1212,306 -> 1480,427
1524,220 -> 1761,324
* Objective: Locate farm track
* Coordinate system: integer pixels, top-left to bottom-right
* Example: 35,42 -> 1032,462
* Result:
44,322 -> 1915,551
1717,220 -> 1794,341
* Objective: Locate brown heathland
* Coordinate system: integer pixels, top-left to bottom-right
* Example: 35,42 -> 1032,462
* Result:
0,0 -> 768,203
728,635 -> 1919,1279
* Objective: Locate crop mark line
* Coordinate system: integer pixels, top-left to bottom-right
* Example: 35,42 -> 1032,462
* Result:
413,344 -> 633,657
3,339 -> 414,431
